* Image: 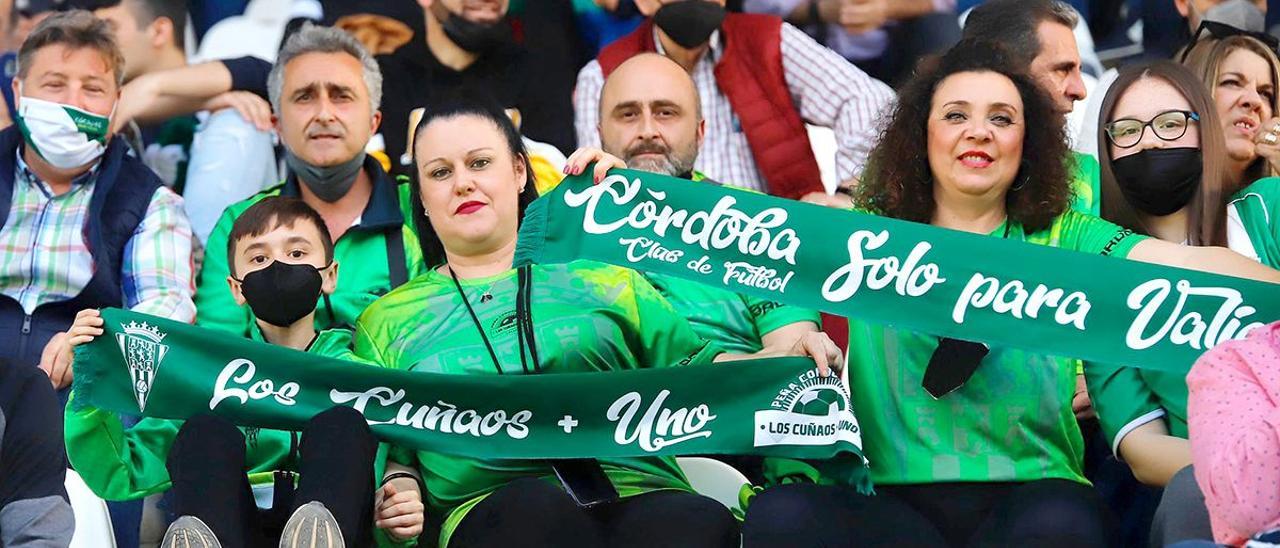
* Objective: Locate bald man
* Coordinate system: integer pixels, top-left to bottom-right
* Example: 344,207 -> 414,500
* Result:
598,53 -> 705,179
590,53 -> 824,374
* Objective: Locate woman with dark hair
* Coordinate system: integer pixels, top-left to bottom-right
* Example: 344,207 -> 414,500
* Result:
817,39 -> 1274,547
1088,59 -> 1280,545
352,95 -> 840,547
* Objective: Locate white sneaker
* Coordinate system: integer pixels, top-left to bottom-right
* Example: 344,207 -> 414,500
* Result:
279,501 -> 345,548
161,515 -> 221,548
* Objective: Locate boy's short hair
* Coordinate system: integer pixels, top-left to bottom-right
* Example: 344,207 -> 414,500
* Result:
227,197 -> 334,277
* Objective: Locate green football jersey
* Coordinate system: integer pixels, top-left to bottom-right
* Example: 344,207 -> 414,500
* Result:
354,260 -> 721,541
1069,152 -> 1101,216
1227,177 -> 1280,268
848,210 -> 1145,486
642,272 -> 820,354
1086,177 -> 1280,455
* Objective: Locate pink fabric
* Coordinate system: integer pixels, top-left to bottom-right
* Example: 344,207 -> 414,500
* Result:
1188,321 -> 1280,546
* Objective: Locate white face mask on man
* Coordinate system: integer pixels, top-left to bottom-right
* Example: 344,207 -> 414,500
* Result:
14,93 -> 113,169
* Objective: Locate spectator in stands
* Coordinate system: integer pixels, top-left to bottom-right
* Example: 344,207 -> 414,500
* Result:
962,0 -> 1098,213
83,0 -> 195,187
83,0 -> 278,244
574,0 -> 894,202
1088,59 -> 1278,547
0,11 -> 193,387
65,197 -> 425,546
1181,30 -> 1280,187
1187,320 -> 1280,545
837,39 -> 1276,547
356,93 -> 841,548
583,53 -> 823,357
0,357 -> 72,546
743,0 -> 961,86
376,0 -> 577,170
194,25 -> 425,338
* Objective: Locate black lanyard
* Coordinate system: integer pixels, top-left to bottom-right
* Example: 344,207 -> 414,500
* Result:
449,264 -> 541,375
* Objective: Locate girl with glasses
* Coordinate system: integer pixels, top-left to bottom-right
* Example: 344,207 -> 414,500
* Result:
1090,59 -> 1280,545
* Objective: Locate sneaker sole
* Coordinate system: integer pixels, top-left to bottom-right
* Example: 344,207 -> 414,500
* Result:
279,502 -> 345,548
162,516 -> 221,548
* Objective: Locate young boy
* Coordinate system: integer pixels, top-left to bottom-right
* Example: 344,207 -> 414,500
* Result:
63,197 -> 424,547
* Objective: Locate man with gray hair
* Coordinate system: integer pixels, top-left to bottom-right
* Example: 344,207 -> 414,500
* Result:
194,24 -> 425,338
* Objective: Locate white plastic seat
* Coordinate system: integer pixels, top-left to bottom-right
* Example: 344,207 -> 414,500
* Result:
676,456 -> 751,513
66,469 -> 117,548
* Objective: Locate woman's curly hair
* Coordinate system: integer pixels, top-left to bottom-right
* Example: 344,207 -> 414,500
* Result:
855,39 -> 1074,233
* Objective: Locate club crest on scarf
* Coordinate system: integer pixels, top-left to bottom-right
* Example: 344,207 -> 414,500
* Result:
115,321 -> 169,413
754,368 -> 863,451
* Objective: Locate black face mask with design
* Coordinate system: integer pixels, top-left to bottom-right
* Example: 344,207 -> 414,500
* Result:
1111,147 -> 1203,217
432,3 -> 512,53
652,1 -> 726,48
235,260 -> 327,328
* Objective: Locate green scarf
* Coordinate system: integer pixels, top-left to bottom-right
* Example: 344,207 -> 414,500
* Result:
515,170 -> 1280,373
73,309 -> 867,484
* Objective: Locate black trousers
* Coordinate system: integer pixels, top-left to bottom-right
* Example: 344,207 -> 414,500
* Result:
449,478 -> 739,548
166,406 -> 377,547
743,480 -> 1115,548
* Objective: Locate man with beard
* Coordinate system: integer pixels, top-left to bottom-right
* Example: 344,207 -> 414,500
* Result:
596,53 -> 824,380
194,25 -> 425,338
575,0 -> 895,203
377,0 -> 577,170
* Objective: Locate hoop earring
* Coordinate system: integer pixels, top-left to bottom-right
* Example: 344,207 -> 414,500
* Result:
1010,162 -> 1031,192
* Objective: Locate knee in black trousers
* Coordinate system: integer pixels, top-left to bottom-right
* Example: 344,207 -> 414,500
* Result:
294,405 -> 378,543
604,489 -> 738,548
743,483 -> 947,548
450,477 -> 605,548
167,413 -> 261,546
973,479 -> 1116,548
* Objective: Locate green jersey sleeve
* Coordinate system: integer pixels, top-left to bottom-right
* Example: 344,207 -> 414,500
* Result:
1052,210 -> 1146,258
747,294 -> 821,339
64,393 -> 182,500
1084,361 -> 1166,456
1230,177 -> 1280,268
622,268 -> 722,368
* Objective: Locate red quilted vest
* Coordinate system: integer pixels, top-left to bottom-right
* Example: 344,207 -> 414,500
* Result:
597,14 -> 823,199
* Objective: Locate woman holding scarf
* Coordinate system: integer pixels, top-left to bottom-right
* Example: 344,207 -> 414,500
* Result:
1088,59 -> 1280,545
352,95 -> 841,548
742,40 -> 1280,548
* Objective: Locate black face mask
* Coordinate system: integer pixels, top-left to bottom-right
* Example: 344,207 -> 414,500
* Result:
653,1 -> 726,48
433,4 -> 512,53
1111,147 -> 1203,217
235,261 -> 327,328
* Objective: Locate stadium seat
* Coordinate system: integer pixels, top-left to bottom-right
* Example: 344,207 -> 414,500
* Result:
66,469 -> 117,548
676,456 -> 751,513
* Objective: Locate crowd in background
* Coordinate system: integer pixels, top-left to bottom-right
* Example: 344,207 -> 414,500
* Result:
0,0 -> 1279,547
